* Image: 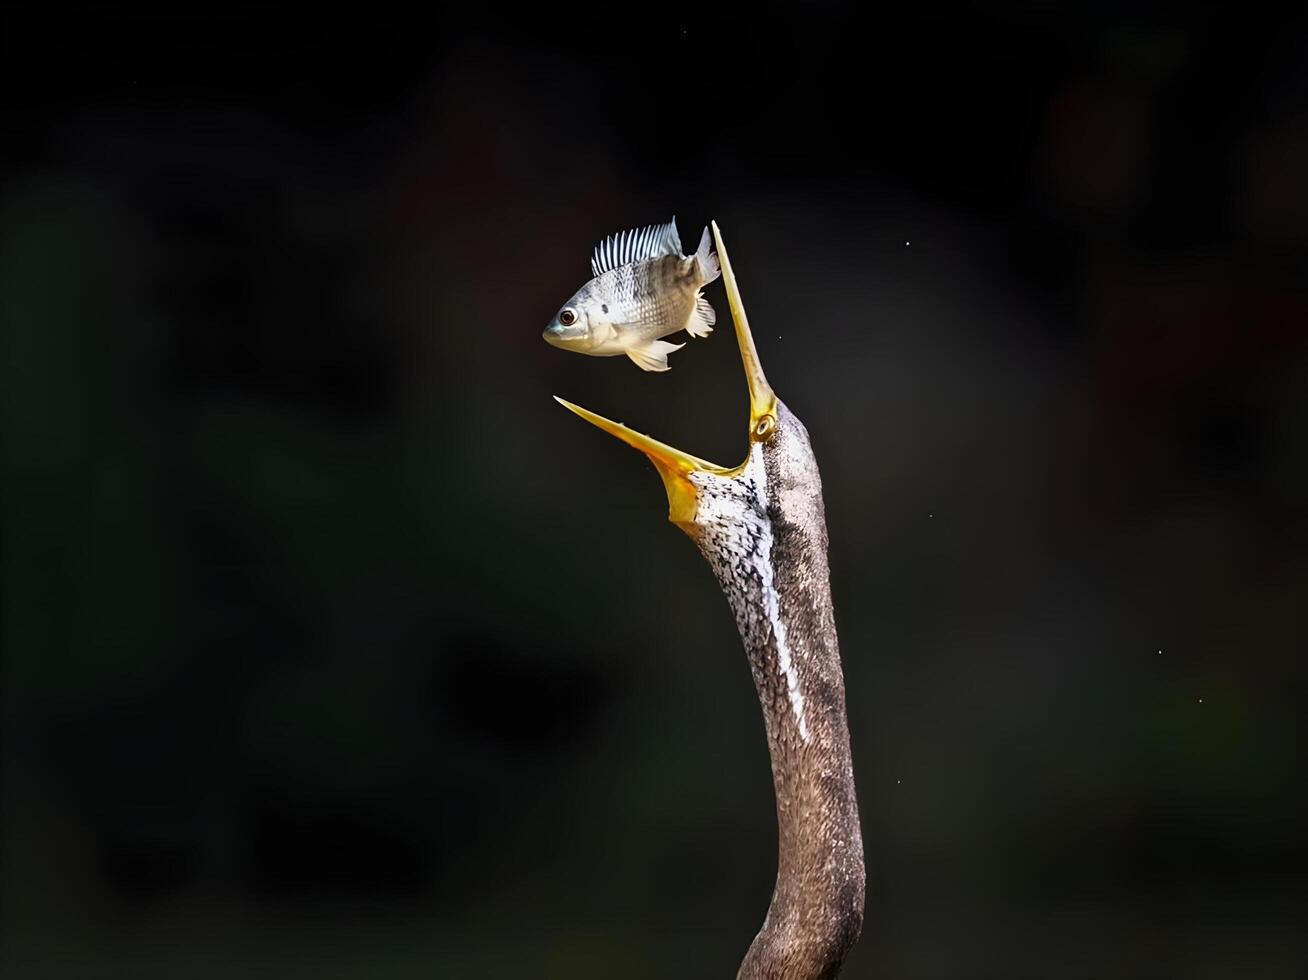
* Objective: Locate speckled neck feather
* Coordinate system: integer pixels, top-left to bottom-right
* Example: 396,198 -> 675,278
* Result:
684,403 -> 865,979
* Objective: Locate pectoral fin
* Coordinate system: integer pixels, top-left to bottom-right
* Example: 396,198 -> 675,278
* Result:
626,339 -> 685,372
684,295 -> 716,338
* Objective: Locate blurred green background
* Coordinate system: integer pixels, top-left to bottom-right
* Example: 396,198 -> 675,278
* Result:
2,5 -> 1306,978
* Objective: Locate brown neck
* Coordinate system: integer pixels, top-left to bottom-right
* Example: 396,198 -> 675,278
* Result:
737,621 -> 864,978
686,444 -> 865,979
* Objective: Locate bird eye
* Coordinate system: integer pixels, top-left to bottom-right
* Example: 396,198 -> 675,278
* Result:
559,308 -> 577,326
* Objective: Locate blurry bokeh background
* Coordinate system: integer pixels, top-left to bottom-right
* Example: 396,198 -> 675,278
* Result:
3,5 -> 1306,978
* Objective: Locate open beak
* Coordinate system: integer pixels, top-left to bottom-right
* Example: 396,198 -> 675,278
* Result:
553,221 -> 778,527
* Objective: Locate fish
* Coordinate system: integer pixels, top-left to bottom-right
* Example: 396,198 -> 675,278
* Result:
542,216 -> 721,372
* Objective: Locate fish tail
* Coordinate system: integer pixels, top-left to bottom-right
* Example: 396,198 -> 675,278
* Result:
694,225 -> 720,284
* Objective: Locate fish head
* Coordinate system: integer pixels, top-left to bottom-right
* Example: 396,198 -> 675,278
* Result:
543,283 -> 603,352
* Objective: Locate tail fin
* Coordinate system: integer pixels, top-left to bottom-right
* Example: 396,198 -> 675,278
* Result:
694,225 -> 721,284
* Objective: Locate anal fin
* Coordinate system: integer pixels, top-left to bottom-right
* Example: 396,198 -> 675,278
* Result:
626,339 -> 685,372
685,295 -> 716,338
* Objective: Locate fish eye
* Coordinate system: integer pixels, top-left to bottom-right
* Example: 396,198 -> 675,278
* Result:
559,308 -> 578,327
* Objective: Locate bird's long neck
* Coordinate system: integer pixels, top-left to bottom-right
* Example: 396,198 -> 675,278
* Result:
687,444 -> 865,979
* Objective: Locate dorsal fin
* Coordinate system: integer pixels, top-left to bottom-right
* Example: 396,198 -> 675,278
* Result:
590,217 -> 682,277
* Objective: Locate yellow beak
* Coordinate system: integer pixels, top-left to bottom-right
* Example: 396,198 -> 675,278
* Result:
553,221 -> 778,527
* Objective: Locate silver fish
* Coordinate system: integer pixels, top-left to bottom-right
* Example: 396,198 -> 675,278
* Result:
542,216 -> 721,372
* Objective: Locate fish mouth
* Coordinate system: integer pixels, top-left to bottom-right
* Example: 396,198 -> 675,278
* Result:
552,221 -> 778,527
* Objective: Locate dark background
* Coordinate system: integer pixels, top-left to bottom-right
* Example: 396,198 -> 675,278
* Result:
3,5 -> 1306,977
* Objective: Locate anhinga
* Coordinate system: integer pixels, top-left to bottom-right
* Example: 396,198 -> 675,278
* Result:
555,222 -> 866,979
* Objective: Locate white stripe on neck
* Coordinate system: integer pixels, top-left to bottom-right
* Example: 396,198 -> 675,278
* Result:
749,451 -> 811,742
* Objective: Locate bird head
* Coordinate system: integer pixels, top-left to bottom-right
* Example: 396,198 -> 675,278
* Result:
554,221 -> 825,544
